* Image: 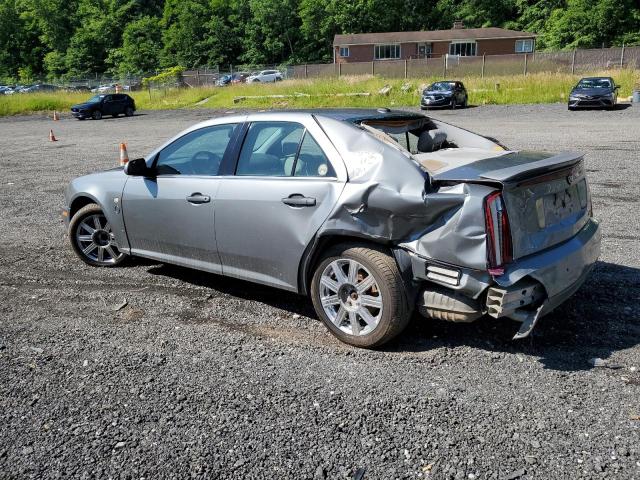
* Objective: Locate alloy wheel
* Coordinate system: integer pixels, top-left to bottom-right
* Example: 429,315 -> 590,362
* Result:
75,213 -> 123,265
318,259 -> 383,336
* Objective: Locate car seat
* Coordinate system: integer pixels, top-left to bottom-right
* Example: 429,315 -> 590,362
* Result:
417,129 -> 447,152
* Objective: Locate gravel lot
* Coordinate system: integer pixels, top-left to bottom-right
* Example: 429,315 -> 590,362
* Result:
1,104 -> 639,480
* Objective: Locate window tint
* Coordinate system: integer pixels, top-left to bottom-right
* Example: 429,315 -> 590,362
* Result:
294,132 -> 335,177
236,122 -> 304,176
155,124 -> 237,176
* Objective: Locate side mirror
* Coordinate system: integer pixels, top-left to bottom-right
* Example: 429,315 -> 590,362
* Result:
125,158 -> 152,176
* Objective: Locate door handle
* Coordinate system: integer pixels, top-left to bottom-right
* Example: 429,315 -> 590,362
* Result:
282,194 -> 316,207
186,193 -> 211,204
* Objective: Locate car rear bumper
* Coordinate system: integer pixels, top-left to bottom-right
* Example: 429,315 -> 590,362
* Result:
407,218 -> 601,337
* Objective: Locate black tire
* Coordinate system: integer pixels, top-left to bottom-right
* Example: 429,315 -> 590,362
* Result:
462,96 -> 468,108
92,110 -> 102,120
451,99 -> 456,110
310,243 -> 410,348
125,107 -> 134,117
68,203 -> 127,267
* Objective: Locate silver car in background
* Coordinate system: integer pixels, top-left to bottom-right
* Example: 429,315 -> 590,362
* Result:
64,109 -> 601,347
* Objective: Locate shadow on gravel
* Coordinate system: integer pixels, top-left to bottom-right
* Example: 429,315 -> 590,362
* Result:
145,263 -> 316,318
145,260 -> 639,372
392,261 -> 640,372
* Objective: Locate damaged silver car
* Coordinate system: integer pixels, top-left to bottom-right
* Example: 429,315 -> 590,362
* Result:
63,109 -> 601,347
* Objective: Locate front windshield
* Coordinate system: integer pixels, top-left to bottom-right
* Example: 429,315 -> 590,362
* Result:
428,82 -> 455,92
87,95 -> 104,103
577,78 -> 611,89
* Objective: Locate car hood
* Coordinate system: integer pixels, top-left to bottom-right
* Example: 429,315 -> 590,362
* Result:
571,87 -> 612,96
71,102 -> 96,110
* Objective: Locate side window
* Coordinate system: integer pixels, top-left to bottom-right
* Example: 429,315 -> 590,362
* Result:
155,124 -> 237,176
104,95 -> 112,102
294,132 -> 336,177
236,122 -> 304,176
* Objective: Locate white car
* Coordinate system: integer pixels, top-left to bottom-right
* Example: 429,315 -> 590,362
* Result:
246,70 -> 283,83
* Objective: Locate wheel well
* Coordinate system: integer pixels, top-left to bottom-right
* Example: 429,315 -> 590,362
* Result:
300,234 -> 392,295
69,196 -> 96,218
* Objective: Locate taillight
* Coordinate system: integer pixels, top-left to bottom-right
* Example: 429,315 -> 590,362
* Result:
484,191 -> 512,276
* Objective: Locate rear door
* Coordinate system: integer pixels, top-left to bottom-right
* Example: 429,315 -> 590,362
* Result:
122,123 -> 240,273
214,115 -> 347,291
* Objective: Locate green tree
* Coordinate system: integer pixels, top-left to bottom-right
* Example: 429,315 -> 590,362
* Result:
161,0 -> 214,67
107,16 -> 162,75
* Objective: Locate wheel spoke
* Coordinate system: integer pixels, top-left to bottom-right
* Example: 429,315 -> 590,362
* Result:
97,246 -> 104,262
321,294 -> 340,308
356,275 -> 376,294
93,215 -> 102,230
333,306 -> 347,326
105,245 -> 118,260
80,222 -> 95,234
358,306 -> 378,327
77,234 -> 93,243
320,276 -> 339,293
347,260 -> 358,284
349,311 -> 360,335
104,222 -> 111,233
360,294 -> 382,309
82,242 -> 97,255
331,263 -> 347,285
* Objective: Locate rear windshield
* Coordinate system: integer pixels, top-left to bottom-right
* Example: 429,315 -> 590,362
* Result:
360,117 -> 433,154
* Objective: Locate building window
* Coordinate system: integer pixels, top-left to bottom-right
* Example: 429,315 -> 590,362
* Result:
374,44 -> 401,60
449,41 -> 476,56
515,39 -> 534,53
339,46 -> 349,57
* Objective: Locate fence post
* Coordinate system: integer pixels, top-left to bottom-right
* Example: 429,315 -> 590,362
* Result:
620,43 -> 625,68
571,50 -> 576,74
304,64 -> 308,79
523,53 -> 528,76
404,59 -> 407,79
371,61 -> 375,76
196,70 -> 200,86
481,54 -> 485,78
338,62 -> 341,77
442,55 -> 446,77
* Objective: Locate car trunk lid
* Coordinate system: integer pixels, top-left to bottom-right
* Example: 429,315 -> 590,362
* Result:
429,150 -> 591,260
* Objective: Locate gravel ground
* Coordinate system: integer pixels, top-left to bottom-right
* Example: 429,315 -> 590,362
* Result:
1,104 -> 639,480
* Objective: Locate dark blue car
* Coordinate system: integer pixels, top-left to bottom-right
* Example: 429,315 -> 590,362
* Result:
568,77 -> 618,110
420,81 -> 468,109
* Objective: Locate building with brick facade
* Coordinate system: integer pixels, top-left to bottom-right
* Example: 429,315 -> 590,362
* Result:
333,24 -> 537,63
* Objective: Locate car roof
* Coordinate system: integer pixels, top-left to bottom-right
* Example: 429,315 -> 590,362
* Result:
579,77 -> 613,81
278,108 -> 427,123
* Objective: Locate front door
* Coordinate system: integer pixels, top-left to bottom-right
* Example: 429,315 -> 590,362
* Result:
122,123 -> 239,273
214,120 -> 345,291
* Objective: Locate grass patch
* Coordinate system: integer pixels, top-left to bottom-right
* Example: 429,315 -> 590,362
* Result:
1,69 -> 638,117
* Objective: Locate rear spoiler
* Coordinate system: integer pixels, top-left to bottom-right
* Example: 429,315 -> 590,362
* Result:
432,151 -> 584,185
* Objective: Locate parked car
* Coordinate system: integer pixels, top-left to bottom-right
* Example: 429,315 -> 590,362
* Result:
216,73 -> 248,86
421,81 -> 468,109
91,84 -> 116,93
568,77 -> 618,110
246,70 -> 283,83
63,109 -> 600,348
0,86 -> 12,94
66,85 -> 91,93
70,93 -> 136,120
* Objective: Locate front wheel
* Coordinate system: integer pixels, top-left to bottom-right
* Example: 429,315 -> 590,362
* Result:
92,110 -> 102,120
69,203 -> 127,267
311,243 -> 410,348
125,107 -> 134,117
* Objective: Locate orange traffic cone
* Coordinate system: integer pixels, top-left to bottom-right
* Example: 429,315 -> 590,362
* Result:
119,143 -> 129,165
53,110 -> 59,121
49,129 -> 58,142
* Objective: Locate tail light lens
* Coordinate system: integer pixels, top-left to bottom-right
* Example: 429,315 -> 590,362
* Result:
484,191 -> 512,276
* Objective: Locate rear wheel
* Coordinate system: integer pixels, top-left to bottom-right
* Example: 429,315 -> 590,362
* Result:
311,243 -> 410,348
125,107 -> 134,117
69,203 -> 126,267
92,110 -> 102,120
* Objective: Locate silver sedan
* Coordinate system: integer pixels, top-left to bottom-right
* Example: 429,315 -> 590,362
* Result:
64,109 -> 601,347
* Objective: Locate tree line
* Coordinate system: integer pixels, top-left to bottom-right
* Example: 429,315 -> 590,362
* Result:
1,0 -> 639,82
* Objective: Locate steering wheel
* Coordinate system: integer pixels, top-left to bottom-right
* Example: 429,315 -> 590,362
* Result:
189,150 -> 221,175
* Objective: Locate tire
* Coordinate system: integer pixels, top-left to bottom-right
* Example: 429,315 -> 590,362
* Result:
310,243 -> 410,348
69,203 -> 127,267
92,110 -> 102,120
125,107 -> 134,117
462,97 -> 468,108
451,99 -> 456,110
